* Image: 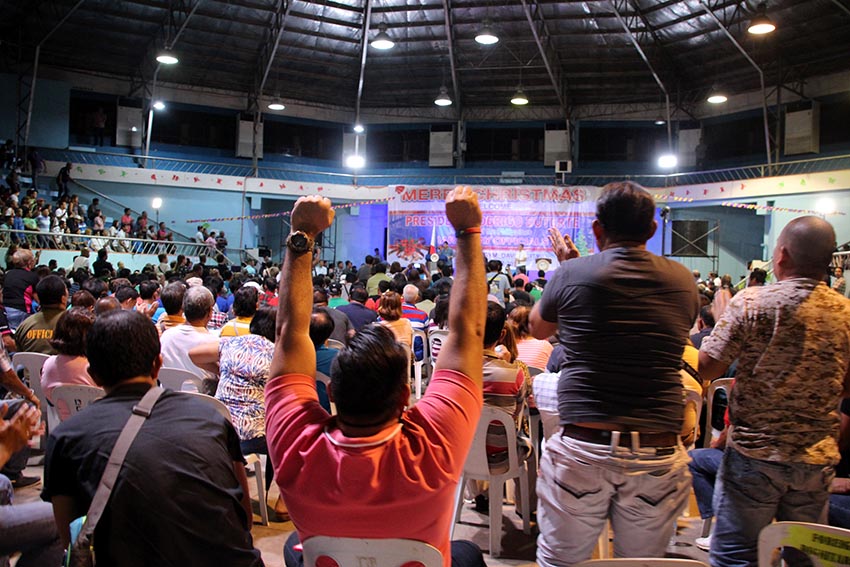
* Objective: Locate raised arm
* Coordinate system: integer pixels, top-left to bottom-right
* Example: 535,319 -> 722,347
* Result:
269,196 -> 335,379
434,187 -> 485,387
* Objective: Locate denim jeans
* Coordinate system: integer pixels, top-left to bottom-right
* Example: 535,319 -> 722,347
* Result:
688,447 -> 723,519
0,401 -> 29,479
829,493 -> 850,529
0,474 -> 63,567
536,432 -> 691,567
710,446 -> 832,567
283,531 -> 486,567
4,307 -> 27,333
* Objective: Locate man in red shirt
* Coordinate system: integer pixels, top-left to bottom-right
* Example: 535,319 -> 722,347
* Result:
266,188 -> 487,567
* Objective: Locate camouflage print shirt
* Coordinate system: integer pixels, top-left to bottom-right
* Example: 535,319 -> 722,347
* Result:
701,278 -> 850,465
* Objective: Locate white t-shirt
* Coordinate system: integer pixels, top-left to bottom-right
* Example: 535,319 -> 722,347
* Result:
160,324 -> 219,382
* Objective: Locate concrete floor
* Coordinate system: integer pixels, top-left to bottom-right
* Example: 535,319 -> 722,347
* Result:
14,452 -> 710,567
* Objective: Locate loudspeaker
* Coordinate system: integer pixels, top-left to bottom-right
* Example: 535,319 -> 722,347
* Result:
671,220 -> 710,257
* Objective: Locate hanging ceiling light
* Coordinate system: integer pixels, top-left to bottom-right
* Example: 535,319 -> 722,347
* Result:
434,86 -> 452,107
510,87 -> 529,106
747,3 -> 776,35
345,154 -> 366,169
155,48 -> 179,65
267,95 -> 285,111
153,101 -> 166,111
706,84 -> 727,104
353,124 -> 365,133
475,21 -> 499,45
371,23 -> 395,50
654,119 -> 666,125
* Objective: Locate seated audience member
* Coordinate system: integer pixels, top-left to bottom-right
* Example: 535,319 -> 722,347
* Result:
510,278 -> 533,307
15,275 -> 68,355
327,283 -> 347,308
220,286 -> 258,338
428,294 -> 450,362
377,291 -> 413,355
312,287 -> 354,344
266,190 -> 486,567
41,310 -> 262,565
189,307 -> 284,520
260,277 -> 279,308
40,308 -> 97,420
160,286 -> 219,394
336,285 -> 378,331
690,306 -> 716,349
401,284 -> 430,359
0,400 -> 63,566
156,281 -> 187,335
70,290 -> 95,312
115,285 -> 139,311
0,345 -> 42,488
416,287 -> 437,315
309,307 -> 338,413
508,305 -> 553,370
94,296 -> 120,316
748,267 -> 768,288
138,280 -> 164,320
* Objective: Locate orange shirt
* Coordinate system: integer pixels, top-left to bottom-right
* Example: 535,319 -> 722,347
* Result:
265,370 -> 482,567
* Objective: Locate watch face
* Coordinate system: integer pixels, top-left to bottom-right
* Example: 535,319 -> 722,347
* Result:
291,233 -> 308,248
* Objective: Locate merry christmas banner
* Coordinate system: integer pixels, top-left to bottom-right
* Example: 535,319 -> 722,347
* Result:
387,184 -> 601,270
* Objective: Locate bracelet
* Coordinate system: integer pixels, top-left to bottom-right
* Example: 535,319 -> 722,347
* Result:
455,226 -> 482,238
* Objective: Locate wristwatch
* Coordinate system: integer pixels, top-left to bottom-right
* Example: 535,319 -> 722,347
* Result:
286,230 -> 314,255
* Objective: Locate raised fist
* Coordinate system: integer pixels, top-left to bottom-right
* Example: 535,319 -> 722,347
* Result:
291,196 -> 335,238
445,186 -> 482,232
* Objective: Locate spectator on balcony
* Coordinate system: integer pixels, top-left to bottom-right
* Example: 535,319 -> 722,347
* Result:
134,211 -> 149,238
156,222 -> 172,242
11,208 -> 24,243
91,209 -> 105,235
36,206 -> 53,248
53,198 -> 68,229
86,198 -> 100,225
120,208 -> 133,228
195,225 -> 206,244
205,231 -> 217,253
26,147 -> 45,191
56,162 -> 73,201
216,231 -> 228,252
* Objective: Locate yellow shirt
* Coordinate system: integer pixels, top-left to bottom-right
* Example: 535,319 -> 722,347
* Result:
219,317 -> 252,337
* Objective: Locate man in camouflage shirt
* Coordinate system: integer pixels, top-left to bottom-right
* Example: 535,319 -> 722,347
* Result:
699,216 -> 850,567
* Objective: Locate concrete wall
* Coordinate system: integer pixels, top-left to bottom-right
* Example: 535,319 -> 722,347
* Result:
0,73 -> 70,148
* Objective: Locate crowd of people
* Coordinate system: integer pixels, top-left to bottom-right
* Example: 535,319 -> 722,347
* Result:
1,182 -> 849,567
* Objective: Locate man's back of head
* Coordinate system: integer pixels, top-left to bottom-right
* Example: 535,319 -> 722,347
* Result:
329,324 -> 408,423
86,310 -> 160,389
309,307 -> 335,348
313,287 -> 329,306
36,275 -> 67,307
402,284 -> 419,304
161,282 -> 187,315
776,216 -> 836,280
349,286 -> 368,304
595,181 -> 656,243
484,301 -> 506,348
183,286 -> 214,324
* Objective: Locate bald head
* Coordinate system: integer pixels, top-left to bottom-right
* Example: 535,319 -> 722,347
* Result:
402,284 -> 420,304
776,216 -> 836,280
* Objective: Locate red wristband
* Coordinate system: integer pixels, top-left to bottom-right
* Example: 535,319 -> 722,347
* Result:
455,226 -> 481,238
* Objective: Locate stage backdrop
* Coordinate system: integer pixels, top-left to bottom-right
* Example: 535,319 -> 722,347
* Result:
387,185 -> 601,271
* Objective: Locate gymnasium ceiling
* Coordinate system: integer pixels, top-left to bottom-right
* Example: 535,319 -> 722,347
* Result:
2,0 -> 849,119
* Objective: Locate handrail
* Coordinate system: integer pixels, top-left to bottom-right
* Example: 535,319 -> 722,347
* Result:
0,228 -> 244,266
41,148 -> 850,186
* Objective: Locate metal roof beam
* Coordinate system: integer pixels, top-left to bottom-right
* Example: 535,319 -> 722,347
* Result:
518,0 -> 569,119
354,0 -> 373,124
441,0 -> 462,117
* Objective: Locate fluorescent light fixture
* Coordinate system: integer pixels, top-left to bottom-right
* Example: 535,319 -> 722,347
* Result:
655,119 -> 666,125
748,3 -> 776,35
371,24 -> 395,50
152,197 -> 163,209
475,22 -> 499,45
707,94 -> 728,104
815,197 -> 836,215
155,49 -> 179,65
510,88 -> 529,106
267,96 -> 285,111
434,86 -> 452,106
353,124 -> 365,133
345,154 -> 365,169
657,154 -> 678,169
130,126 -> 138,132
153,101 -> 166,110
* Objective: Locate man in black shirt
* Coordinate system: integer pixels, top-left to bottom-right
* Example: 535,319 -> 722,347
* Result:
56,162 -> 73,200
91,249 -> 114,279
42,310 -> 262,566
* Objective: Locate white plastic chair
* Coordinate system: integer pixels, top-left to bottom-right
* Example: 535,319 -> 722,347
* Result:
683,386 -> 704,451
316,372 -> 336,415
51,384 -> 105,420
575,560 -> 709,567
181,392 -> 269,526
12,352 -> 57,441
412,329 -> 428,399
758,521 -> 850,567
703,378 -> 733,448
302,536 -> 442,567
326,339 -> 345,350
451,405 -> 531,557
427,328 -> 448,369
158,367 -> 204,392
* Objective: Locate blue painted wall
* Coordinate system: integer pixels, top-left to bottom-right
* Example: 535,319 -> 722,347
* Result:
0,73 -> 70,148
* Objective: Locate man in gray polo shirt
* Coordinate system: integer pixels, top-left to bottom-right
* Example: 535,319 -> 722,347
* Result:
529,181 -> 699,566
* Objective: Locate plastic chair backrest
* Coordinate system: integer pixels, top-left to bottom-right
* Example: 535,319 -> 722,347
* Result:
464,405 -> 521,480
703,378 -> 734,448
12,352 -> 54,430
574,560 -> 710,567
683,385 -> 704,449
427,328 -> 449,366
158,367 -> 203,392
758,521 -> 850,567
302,536 -> 443,567
51,384 -> 105,420
316,372 -> 336,414
181,392 -> 232,421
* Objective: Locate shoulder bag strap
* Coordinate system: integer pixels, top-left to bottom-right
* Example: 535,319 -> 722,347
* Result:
76,386 -> 165,540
